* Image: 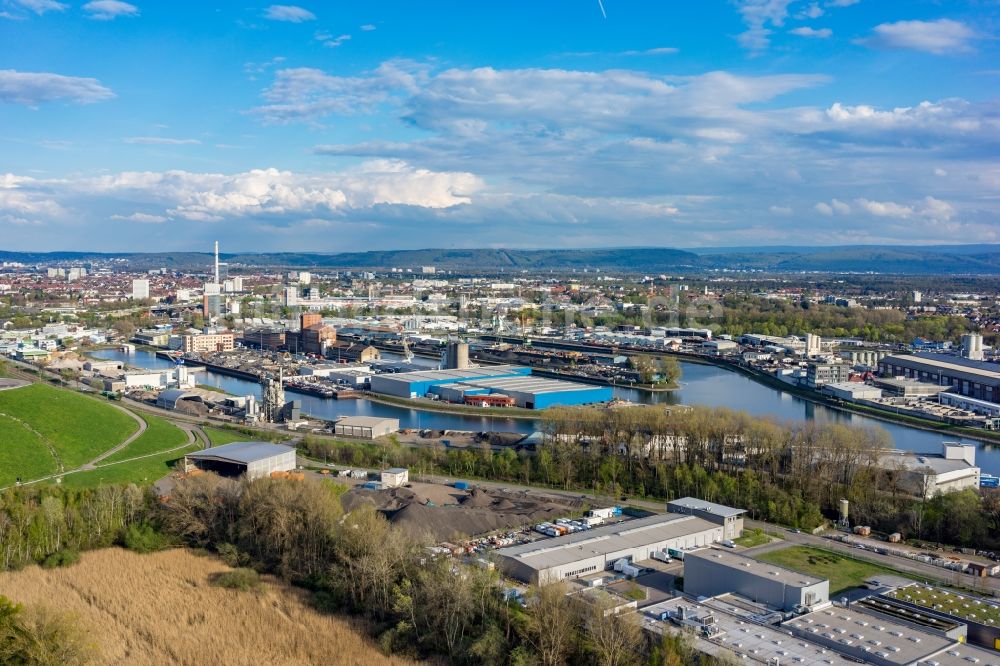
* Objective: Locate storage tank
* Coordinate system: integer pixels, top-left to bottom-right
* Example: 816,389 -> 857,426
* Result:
839,499 -> 849,524
445,341 -> 470,369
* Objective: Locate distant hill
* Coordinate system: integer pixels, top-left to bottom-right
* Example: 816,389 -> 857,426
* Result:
2,244 -> 999,274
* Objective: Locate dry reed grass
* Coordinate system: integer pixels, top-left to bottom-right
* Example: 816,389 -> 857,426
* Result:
0,548 -> 419,666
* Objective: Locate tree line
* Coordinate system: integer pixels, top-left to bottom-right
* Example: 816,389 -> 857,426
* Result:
0,477 -> 710,665
301,403 -> 1000,549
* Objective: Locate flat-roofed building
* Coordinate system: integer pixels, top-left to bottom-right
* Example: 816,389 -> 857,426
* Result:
879,354 -> 1000,403
879,442 -> 979,498
684,548 -> 829,611
333,416 -> 399,439
785,602 -> 956,666
497,513 -> 726,584
183,441 -> 296,480
181,332 -> 234,353
666,497 -> 745,540
823,382 -> 884,401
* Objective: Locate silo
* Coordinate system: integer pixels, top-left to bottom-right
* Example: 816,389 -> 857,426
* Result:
839,499 -> 849,524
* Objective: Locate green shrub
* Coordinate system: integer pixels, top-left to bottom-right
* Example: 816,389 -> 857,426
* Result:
40,549 -> 80,569
211,568 -> 261,592
216,543 -> 251,568
121,522 -> 170,554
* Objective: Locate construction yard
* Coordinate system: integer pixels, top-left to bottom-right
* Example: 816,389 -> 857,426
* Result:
340,481 -> 588,541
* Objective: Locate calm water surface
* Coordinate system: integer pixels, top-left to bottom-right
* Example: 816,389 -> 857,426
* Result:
91,349 -> 998,474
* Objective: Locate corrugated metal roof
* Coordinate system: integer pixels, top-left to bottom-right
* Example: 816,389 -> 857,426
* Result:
187,441 -> 295,464
498,514 -> 719,571
668,497 -> 747,518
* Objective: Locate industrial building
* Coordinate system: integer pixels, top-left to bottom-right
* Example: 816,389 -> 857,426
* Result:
183,441 -> 296,480
369,364 -> 612,409
497,513 -> 727,584
879,354 -> 1000,402
666,498 -> 745,540
684,548 -> 830,612
333,416 -> 399,439
822,382 -> 884,401
805,362 -> 852,389
156,388 -> 203,411
878,442 -> 980,498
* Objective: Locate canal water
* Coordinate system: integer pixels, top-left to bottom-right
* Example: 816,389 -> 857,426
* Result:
91,349 -> 998,474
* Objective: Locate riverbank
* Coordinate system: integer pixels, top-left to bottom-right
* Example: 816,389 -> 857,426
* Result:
687,353 -> 1000,446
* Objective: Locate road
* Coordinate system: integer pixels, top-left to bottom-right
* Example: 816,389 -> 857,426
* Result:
83,401 -> 148,468
742,519 -> 1000,596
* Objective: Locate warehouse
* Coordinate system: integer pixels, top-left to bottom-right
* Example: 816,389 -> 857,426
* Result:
822,381 -> 883,401
333,416 -> 399,439
183,441 -> 296,480
666,497 -> 745,540
433,375 -> 612,409
684,549 -> 829,611
879,354 -> 1000,402
370,364 -> 611,408
496,513 -> 725,584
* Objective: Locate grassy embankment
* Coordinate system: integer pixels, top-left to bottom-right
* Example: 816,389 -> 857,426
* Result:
733,528 -> 777,548
756,545 -> 913,595
0,548 -> 417,665
0,383 -> 138,486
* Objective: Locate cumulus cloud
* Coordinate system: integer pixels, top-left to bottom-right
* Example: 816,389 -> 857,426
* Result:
0,70 -> 115,106
263,4 -> 315,22
789,26 -> 831,38
360,23 -> 375,31
124,136 -> 201,145
0,161 -> 483,230
862,19 -> 978,55
83,0 -> 138,20
855,196 -> 953,221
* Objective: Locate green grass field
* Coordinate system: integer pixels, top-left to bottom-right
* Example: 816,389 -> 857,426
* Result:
59,444 -> 200,489
203,426 -> 250,446
734,528 -> 776,548
0,383 -> 138,468
887,585 -> 999,625
0,413 -> 58,486
756,546 -> 910,595
99,414 -> 189,465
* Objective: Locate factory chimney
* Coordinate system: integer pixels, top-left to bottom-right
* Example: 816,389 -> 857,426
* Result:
214,240 -> 219,284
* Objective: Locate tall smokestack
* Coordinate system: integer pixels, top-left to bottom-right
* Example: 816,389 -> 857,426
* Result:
214,240 -> 219,284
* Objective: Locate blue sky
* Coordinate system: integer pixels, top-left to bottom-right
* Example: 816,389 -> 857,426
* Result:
1,0 -> 998,252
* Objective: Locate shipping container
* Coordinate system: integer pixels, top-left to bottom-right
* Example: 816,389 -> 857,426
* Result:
454,481 -> 471,490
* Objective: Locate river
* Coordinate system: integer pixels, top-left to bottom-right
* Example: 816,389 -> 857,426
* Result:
90,349 -> 999,475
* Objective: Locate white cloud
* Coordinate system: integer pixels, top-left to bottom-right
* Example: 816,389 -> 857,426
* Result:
831,198 -> 850,214
797,3 -> 823,19
856,198 -> 912,218
124,136 -> 201,145
620,47 -> 679,56
264,4 -> 315,22
315,31 -> 350,48
0,69 -> 115,106
769,205 -> 792,215
733,0 -> 793,51
815,198 -> 850,215
7,0 -> 66,15
862,19 -> 978,55
83,0 -> 138,20
111,212 -> 167,223
789,26 -> 831,38
360,23 -> 375,31
0,161 -> 485,235
826,0 -> 859,6
934,167 -> 947,177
